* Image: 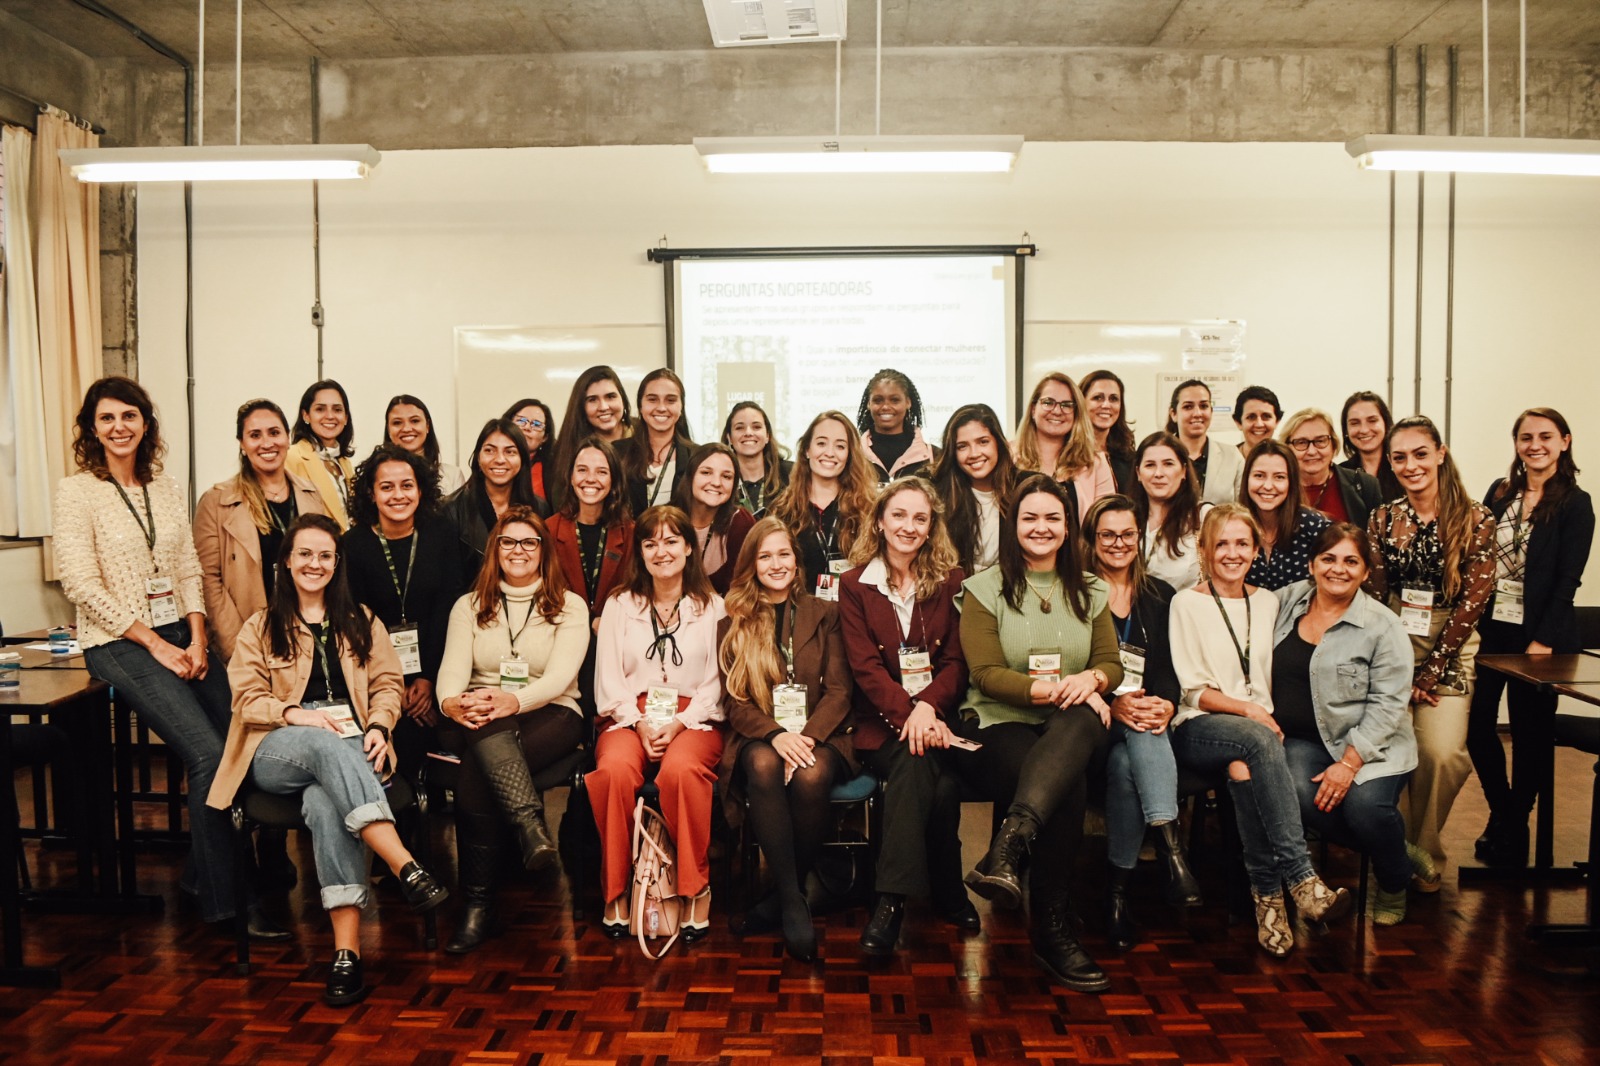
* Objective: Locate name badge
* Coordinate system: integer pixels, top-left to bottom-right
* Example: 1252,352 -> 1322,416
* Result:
499,657 -> 529,692
1399,587 -> 1434,636
1492,578 -> 1525,625
1116,642 -> 1146,695
814,574 -> 839,601
773,684 -> 809,732
304,699 -> 362,739
644,685 -> 680,723
146,576 -> 180,627
389,624 -> 422,674
898,646 -> 933,696
1029,649 -> 1062,685
829,558 -> 848,575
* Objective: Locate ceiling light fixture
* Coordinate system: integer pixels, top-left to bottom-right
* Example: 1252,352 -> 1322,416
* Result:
1344,134 -> 1600,177
695,135 -> 1022,174
62,144 -> 381,183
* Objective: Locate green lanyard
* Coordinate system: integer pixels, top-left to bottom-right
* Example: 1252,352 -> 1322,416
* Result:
738,478 -> 765,515
502,596 -> 536,658
112,481 -> 157,555
308,620 -> 336,701
376,528 -> 419,625
1208,586 -> 1254,696
776,602 -> 795,684
266,492 -> 299,534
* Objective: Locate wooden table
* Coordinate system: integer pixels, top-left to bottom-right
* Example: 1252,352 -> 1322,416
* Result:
10,647 -> 85,670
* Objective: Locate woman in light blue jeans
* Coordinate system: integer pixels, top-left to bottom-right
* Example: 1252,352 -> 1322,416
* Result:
1081,495 -> 1201,952
208,515 -> 447,1006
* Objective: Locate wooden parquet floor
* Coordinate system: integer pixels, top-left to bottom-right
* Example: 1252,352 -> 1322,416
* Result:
1,743 -> 1596,1065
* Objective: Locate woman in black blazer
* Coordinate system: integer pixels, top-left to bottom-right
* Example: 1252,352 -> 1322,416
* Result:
1468,408 -> 1594,867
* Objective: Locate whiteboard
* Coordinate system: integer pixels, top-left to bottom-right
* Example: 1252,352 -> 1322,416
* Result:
1022,320 -> 1249,442
452,324 -> 666,462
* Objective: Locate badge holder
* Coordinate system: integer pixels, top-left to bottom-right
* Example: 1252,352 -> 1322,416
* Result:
499,657 -> 530,692
1028,648 -> 1062,685
1115,642 -> 1146,695
146,575 -> 180,627
814,574 -> 839,601
1492,578 -> 1525,625
644,684 -> 680,725
898,646 -> 933,696
1399,587 -> 1434,636
773,684 -> 809,733
390,624 -> 423,674
304,699 -> 362,739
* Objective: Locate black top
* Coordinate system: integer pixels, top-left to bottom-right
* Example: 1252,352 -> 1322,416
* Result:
1107,451 -> 1135,496
797,499 -> 843,593
1481,479 -> 1596,651
258,496 -> 298,601
868,428 -> 914,475
440,486 -> 549,592
1338,455 -> 1400,509
736,459 -> 794,518
623,438 -> 693,518
1108,577 -> 1180,707
305,621 -> 351,703
576,521 -> 608,612
343,515 -> 462,680
1331,464 -> 1385,531
1270,626 -> 1321,744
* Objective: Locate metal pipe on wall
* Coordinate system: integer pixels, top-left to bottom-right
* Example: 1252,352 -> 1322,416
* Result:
1445,46 -> 1459,444
1413,45 -> 1427,417
310,57 -> 325,379
1386,45 -> 1397,410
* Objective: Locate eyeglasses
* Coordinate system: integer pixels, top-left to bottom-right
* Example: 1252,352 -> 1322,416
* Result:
496,536 -> 542,553
1287,435 -> 1334,453
514,417 -> 545,431
1036,397 -> 1076,412
291,548 -> 337,565
1095,530 -> 1140,545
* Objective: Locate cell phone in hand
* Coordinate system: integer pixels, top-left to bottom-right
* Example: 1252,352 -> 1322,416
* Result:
947,736 -> 983,752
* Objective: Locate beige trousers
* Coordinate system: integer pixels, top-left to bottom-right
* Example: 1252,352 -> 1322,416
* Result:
1400,605 -> 1479,867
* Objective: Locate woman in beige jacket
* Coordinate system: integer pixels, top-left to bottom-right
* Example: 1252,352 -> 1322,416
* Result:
209,514 -> 448,1006
193,399 -> 328,661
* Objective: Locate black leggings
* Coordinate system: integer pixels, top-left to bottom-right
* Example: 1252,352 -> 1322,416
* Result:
959,706 -> 1108,896
441,705 -> 588,816
1467,618 -> 1559,822
737,739 -> 846,899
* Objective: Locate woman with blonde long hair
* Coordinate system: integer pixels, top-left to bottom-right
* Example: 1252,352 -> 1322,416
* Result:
717,518 -> 854,962
770,410 -> 878,602
1014,373 -> 1115,519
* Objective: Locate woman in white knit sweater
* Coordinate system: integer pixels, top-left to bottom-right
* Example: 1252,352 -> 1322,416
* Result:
435,506 -> 589,953
54,377 -> 285,940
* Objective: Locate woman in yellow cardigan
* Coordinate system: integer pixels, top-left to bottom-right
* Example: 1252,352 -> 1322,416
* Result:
283,379 -> 357,529
209,514 -> 448,1006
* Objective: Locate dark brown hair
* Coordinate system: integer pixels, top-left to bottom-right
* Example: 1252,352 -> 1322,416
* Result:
929,403 -> 1018,576
1240,439 -> 1305,549
1311,521 -> 1377,573
671,442 -> 742,538
998,474 -> 1090,620
618,505 -> 716,612
350,444 -> 441,527
1128,431 -> 1205,560
556,435 -> 629,526
73,376 -> 164,483
1079,369 -> 1135,460
266,513 -> 373,665
1494,407 -> 1581,525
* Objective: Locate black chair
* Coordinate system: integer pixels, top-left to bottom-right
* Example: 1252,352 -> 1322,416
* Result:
739,769 -> 879,905
1528,712 -> 1600,946
228,776 -> 437,975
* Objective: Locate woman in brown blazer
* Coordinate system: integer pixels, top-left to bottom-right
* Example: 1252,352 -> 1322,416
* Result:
193,399 -> 328,661
836,476 -> 971,956
717,517 -> 855,962
208,514 -> 447,1007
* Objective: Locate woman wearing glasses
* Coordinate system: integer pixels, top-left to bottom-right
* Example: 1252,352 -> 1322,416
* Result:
1081,496 -> 1199,952
1014,373 -> 1115,520
503,398 -> 556,508
435,508 -> 588,952
211,514 -> 448,1004
1166,379 -> 1242,505
1279,409 -> 1383,529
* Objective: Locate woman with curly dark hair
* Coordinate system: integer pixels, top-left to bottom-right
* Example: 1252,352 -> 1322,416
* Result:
856,369 -> 939,483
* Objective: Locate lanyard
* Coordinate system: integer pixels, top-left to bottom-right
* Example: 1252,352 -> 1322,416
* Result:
1208,586 -> 1253,691
813,506 -> 839,560
776,602 -> 795,683
647,451 -> 674,508
308,619 -> 336,701
580,526 -> 606,604
502,596 -> 536,658
376,528 -> 419,624
647,598 -> 684,681
112,481 -> 157,555
266,492 -> 299,534
738,478 -> 765,515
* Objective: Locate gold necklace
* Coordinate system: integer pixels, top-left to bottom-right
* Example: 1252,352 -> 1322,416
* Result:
1027,573 -> 1059,614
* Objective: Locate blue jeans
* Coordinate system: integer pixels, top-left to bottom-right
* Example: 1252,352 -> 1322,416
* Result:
251,727 -> 394,911
1284,738 -> 1412,893
1105,721 -> 1181,870
1171,713 -> 1315,895
84,622 -> 236,921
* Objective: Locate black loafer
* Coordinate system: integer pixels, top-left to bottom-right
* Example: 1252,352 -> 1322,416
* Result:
859,894 -> 904,956
324,948 -> 369,1007
937,899 -> 982,932
396,861 -> 449,914
246,905 -> 294,943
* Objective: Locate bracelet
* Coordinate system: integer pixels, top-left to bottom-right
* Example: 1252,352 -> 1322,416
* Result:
366,723 -> 391,743
1339,759 -> 1359,772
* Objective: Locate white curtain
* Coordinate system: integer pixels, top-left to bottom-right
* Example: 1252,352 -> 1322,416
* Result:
0,123 -> 50,538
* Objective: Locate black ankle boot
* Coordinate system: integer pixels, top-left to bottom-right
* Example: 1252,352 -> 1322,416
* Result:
324,948 -> 369,1006
1484,818 -> 1530,869
473,730 -> 557,871
965,812 -> 1036,909
445,818 -> 501,954
1152,821 -> 1202,908
1106,866 -> 1138,952
1032,894 -> 1110,993
859,893 -> 904,956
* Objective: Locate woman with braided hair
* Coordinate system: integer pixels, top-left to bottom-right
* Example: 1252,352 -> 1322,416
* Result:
856,369 -> 939,483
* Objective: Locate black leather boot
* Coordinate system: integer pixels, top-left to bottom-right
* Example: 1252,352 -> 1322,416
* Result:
859,893 -> 904,956
1106,865 -> 1137,952
1032,893 -> 1110,993
473,729 -> 557,871
445,815 -> 502,954
964,812 -> 1036,910
1152,821 -> 1202,908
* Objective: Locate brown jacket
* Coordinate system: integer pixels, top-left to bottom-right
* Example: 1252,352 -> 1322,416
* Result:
192,474 -> 328,661
715,594 -> 857,825
207,610 -> 404,810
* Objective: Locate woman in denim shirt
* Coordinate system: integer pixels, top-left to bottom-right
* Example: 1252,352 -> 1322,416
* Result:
1274,523 -> 1417,924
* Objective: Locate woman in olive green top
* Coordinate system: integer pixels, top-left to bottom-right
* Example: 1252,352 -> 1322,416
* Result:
956,473 -> 1121,994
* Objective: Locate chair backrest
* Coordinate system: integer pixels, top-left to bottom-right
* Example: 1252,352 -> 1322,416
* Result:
1577,606 -> 1600,651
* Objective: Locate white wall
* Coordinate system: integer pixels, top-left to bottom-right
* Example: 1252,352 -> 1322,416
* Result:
133,141 -> 1600,600
0,545 -> 72,633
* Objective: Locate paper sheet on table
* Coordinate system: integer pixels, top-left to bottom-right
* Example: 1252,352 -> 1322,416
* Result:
25,641 -> 82,654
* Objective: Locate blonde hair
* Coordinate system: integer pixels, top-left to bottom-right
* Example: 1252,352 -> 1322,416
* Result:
1014,374 -> 1097,482
719,518 -> 799,709
1278,407 -> 1341,454
845,477 -> 961,602
1197,502 -> 1262,580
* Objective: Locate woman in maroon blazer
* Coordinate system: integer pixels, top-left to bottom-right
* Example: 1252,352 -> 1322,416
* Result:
837,476 -> 972,956
545,436 -> 634,719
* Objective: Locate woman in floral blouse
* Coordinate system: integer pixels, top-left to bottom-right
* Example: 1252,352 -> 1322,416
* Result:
1366,415 -> 1495,888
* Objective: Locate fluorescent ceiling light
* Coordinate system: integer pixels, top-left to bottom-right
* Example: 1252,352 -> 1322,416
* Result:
695,135 -> 1022,174
1345,134 -> 1600,177
703,0 -> 846,47
60,144 -> 381,183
